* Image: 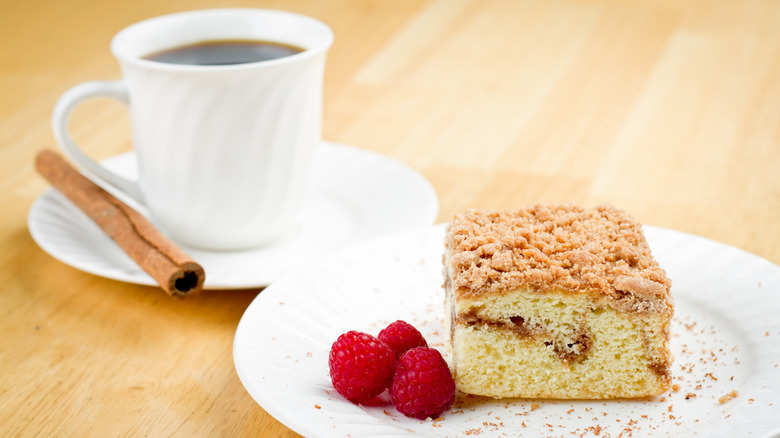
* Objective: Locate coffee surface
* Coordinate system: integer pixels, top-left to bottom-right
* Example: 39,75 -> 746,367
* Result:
144,40 -> 304,65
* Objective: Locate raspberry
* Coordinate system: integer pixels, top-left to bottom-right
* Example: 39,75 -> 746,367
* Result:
378,320 -> 428,358
328,331 -> 396,404
390,347 -> 455,419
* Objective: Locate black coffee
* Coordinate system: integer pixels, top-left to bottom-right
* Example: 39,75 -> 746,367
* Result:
144,39 -> 304,65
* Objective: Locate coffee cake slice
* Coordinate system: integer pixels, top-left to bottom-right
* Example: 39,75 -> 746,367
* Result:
443,205 -> 673,399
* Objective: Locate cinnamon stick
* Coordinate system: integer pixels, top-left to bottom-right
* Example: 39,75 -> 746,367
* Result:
35,149 -> 205,298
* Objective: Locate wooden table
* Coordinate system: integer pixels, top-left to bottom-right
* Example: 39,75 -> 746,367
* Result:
2,0 -> 779,436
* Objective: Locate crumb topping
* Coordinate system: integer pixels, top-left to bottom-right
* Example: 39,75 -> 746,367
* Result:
444,204 -> 672,313
718,390 -> 738,404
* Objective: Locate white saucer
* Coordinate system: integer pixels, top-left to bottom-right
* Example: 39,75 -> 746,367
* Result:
28,141 -> 439,289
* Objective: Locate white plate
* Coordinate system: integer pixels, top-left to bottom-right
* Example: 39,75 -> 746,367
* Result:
233,225 -> 780,438
28,142 -> 438,289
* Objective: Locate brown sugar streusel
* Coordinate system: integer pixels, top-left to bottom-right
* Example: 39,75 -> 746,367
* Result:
445,204 -> 672,315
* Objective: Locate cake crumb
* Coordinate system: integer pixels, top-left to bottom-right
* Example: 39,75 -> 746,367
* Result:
718,390 -> 738,404
685,393 -> 697,400
582,425 -> 602,435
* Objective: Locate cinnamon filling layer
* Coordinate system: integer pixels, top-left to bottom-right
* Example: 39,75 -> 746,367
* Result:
457,310 -> 593,365
649,360 -> 671,378
456,310 -> 670,378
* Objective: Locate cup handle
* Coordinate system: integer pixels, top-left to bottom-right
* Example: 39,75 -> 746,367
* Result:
52,80 -> 144,204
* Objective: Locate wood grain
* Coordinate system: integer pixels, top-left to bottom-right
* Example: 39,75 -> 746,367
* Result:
2,0 -> 779,436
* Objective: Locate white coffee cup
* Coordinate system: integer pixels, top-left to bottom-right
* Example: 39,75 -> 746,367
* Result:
52,9 -> 333,250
